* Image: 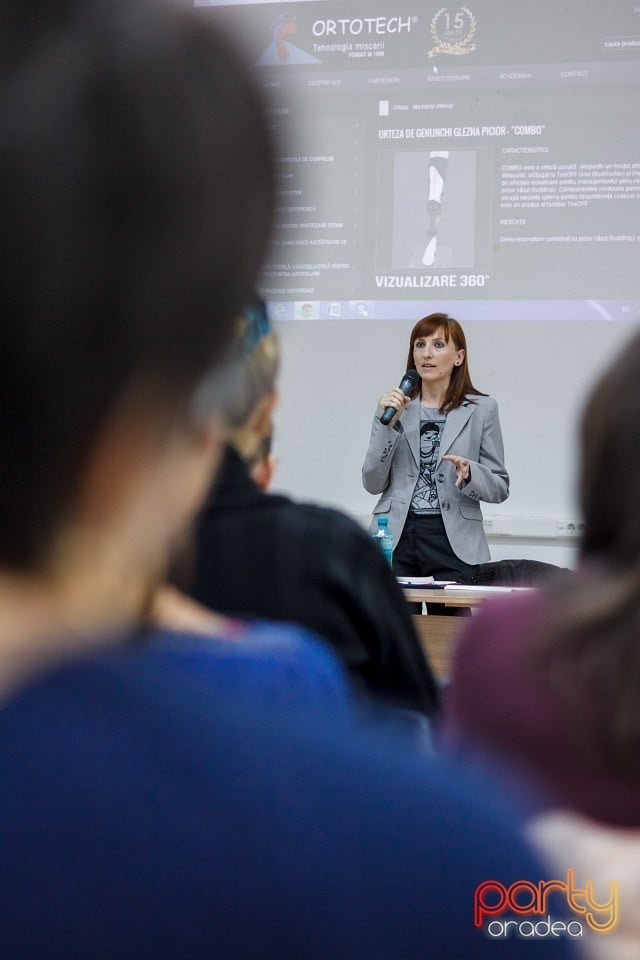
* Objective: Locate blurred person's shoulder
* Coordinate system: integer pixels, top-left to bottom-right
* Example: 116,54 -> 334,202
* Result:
140,620 -> 353,713
0,648 -> 572,959
277,498 -> 382,552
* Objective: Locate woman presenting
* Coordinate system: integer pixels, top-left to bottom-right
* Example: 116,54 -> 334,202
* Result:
362,312 -> 509,584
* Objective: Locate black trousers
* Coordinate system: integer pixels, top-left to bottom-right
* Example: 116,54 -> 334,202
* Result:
393,512 -> 477,614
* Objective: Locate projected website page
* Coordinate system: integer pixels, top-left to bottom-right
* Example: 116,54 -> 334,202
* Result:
197,0 -> 640,323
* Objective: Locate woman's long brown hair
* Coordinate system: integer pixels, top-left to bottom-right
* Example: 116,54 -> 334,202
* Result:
405,313 -> 486,413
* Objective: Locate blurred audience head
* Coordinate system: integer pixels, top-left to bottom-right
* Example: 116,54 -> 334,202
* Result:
579,327 -> 640,567
0,0 -> 274,620
540,326 -> 640,775
221,297 -> 280,470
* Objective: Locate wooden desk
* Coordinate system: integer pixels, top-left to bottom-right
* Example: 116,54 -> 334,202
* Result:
403,587 -> 490,607
404,587 -> 530,680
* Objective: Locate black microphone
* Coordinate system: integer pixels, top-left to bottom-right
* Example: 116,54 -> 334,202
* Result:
379,369 -> 420,425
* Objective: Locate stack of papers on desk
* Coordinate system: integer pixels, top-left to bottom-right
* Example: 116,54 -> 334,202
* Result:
444,584 -> 534,593
396,576 -> 458,588
396,577 -> 534,593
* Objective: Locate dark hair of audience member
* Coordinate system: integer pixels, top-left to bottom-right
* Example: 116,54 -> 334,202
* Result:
538,328 -> 640,775
0,0 -> 274,572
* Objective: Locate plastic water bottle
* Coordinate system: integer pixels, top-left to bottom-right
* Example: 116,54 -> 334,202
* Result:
373,516 -> 394,565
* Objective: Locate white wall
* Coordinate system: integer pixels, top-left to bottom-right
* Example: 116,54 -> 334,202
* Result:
270,313 -> 638,568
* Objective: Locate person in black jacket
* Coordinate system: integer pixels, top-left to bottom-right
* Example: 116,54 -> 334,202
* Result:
187,301 -> 440,720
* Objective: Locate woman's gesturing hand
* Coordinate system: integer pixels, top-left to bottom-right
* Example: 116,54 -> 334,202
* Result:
442,454 -> 471,488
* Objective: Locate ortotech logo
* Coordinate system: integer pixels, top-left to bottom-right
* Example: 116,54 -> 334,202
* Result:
310,15 -> 414,38
255,12 -> 418,66
474,869 -> 618,941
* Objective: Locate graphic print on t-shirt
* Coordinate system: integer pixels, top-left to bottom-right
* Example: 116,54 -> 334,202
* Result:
411,407 -> 446,513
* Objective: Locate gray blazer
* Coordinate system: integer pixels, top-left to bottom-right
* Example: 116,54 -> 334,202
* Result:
362,394 -> 509,565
